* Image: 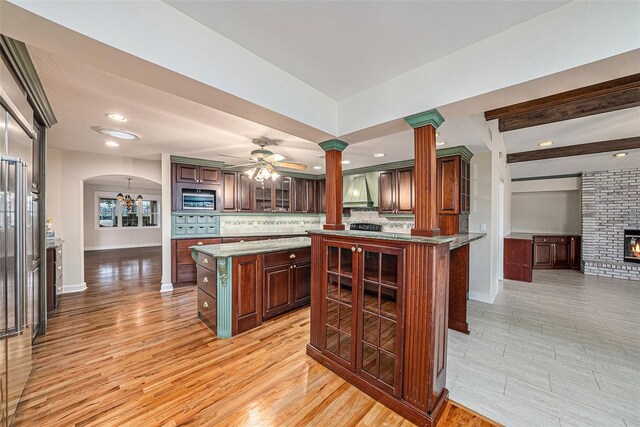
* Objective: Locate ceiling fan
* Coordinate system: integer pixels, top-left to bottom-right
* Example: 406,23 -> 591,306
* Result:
230,139 -> 308,181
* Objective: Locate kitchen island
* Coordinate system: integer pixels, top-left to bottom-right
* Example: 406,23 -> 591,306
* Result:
191,237 -> 311,337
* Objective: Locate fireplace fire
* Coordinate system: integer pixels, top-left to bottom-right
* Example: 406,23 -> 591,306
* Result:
624,230 -> 640,264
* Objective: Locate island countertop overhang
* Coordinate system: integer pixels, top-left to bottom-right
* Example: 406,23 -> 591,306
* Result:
190,236 -> 311,257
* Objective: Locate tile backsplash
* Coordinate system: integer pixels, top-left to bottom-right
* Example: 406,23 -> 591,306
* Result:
219,209 -> 414,236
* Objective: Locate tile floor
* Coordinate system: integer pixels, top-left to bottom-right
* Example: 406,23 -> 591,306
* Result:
447,270 -> 640,427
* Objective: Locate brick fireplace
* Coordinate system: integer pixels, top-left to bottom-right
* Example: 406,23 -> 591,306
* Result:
581,168 -> 640,280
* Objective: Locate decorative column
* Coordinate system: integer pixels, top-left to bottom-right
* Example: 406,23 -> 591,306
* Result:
319,139 -> 348,230
404,109 -> 445,237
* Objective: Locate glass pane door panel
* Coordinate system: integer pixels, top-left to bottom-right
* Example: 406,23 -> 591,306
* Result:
380,317 -> 397,353
379,351 -> 396,386
363,252 -> 379,281
381,253 -> 398,284
326,328 -> 338,355
326,300 -> 339,329
362,312 -> 378,345
339,276 -> 352,304
362,342 -> 377,376
340,249 -> 353,275
327,273 -> 339,300
363,281 -> 379,313
338,333 -> 351,362
339,305 -> 351,333
328,247 -> 339,273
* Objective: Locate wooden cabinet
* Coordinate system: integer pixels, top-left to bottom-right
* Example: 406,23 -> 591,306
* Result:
378,168 -> 414,214
171,238 -> 222,286
222,171 -> 253,212
291,178 -> 317,213
437,155 -> 471,235
175,164 -> 221,185
504,237 -> 533,282
320,239 -> 405,395
253,177 -> 292,212
317,179 -> 326,213
533,236 -> 580,270
46,243 -> 63,315
263,248 -> 311,320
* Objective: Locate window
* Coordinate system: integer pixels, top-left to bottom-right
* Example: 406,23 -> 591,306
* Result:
141,200 -> 159,227
99,198 -> 118,227
95,192 -> 160,230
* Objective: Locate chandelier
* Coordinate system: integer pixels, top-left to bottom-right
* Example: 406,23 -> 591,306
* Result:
244,161 -> 280,183
116,177 -> 143,211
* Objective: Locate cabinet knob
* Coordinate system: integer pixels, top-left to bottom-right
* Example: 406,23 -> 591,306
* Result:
203,277 -> 208,283
57,286 -> 61,291
351,247 -> 356,252
58,266 -> 62,270
290,266 -> 293,270
203,301 -> 208,308
289,253 -> 296,259
58,250 -> 62,254
203,258 -> 208,264
357,248 -> 363,253
197,242 -> 203,245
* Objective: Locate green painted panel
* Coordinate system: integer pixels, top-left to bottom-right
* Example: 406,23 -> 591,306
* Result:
216,257 -> 233,338
404,109 -> 445,129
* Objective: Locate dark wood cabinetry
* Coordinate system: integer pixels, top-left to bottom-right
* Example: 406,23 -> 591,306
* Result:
175,164 -> 221,185
437,155 -> 470,235
378,168 -> 414,214
262,248 -> 311,320
533,236 -> 580,270
504,237 -> 533,282
222,171 -> 253,212
171,238 -> 222,286
291,178 -> 318,213
46,243 -> 63,315
308,233 -> 450,426
317,179 -> 326,213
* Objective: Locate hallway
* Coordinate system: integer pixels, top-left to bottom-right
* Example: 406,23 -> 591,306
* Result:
14,247 -> 491,426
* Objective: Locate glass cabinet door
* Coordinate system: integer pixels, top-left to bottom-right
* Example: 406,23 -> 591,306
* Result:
254,180 -> 273,212
323,240 -> 356,368
274,177 -> 291,212
357,245 -> 404,396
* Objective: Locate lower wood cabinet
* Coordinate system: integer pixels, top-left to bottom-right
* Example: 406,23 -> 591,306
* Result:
504,238 -> 533,282
263,249 -> 311,320
172,238 -> 222,286
533,236 -> 580,270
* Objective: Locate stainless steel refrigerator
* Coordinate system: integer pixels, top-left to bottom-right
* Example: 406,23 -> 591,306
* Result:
1,107 -> 34,426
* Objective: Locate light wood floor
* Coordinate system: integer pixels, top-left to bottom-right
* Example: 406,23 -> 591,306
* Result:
15,247 -> 496,426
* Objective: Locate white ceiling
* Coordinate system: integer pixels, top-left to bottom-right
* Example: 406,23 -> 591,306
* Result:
165,1 -> 567,101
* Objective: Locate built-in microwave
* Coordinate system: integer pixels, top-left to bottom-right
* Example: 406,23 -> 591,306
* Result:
182,190 -> 216,210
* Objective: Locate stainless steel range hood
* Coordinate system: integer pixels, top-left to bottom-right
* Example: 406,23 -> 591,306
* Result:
343,175 -> 373,208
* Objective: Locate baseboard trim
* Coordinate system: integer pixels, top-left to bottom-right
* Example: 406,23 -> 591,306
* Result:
84,243 -> 162,251
63,282 -> 87,293
468,290 -> 497,304
160,282 -> 174,293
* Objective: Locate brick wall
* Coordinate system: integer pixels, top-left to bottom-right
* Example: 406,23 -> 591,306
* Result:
581,168 -> 640,280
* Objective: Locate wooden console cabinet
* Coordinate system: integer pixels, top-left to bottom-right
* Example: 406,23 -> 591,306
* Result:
533,235 -> 580,270
504,237 -> 533,282
307,232 -> 450,427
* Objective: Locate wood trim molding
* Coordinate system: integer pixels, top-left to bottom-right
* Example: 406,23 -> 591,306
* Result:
511,173 -> 581,182
0,35 -> 57,128
485,74 -> 640,132
507,136 -> 640,163
170,156 -> 225,168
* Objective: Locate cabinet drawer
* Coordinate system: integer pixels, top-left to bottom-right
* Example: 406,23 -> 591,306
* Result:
263,248 -> 311,267
198,266 -> 217,298
197,288 -> 217,333
534,236 -> 567,244
176,248 -> 196,265
176,238 -> 221,250
196,252 -> 216,269
176,265 -> 197,284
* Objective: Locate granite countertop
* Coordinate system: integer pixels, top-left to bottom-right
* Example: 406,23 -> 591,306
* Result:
505,232 -> 581,240
220,232 -> 307,238
191,237 -> 311,258
306,229 -> 486,248
45,238 -> 64,249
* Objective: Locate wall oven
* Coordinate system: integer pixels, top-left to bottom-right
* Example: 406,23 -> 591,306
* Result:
182,190 -> 216,210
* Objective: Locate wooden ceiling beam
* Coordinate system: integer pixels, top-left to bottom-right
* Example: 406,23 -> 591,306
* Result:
507,136 -> 640,163
485,74 -> 640,132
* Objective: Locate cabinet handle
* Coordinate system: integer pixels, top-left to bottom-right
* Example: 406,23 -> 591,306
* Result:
203,258 -> 208,264
203,301 -> 209,308
357,248 -> 362,253
197,242 -> 204,245
203,277 -> 208,283
289,253 -> 296,259
351,247 -> 356,252
58,250 -> 62,254
58,266 -> 62,270
290,266 -> 293,270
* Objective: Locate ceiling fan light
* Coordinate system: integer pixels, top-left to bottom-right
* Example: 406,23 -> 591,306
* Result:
271,171 -> 280,181
116,193 -> 124,202
136,195 -> 143,202
244,168 -> 256,178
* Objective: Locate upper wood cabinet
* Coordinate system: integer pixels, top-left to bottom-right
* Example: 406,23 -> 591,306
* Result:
378,168 -> 414,214
175,164 -> 221,185
317,179 -> 326,213
291,178 -> 318,213
436,155 -> 471,235
222,171 -> 253,212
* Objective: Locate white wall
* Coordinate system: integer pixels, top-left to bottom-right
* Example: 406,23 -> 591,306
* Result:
512,190 -> 581,234
46,148 -> 161,293
83,183 -> 162,250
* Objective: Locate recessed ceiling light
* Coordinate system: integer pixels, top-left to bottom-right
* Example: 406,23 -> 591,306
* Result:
341,160 -> 350,165
374,153 -> 385,158
436,141 -> 446,146
538,141 -> 553,147
313,166 -> 322,170
613,152 -> 628,158
104,141 -> 119,148
98,128 -> 140,140
106,113 -> 127,122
